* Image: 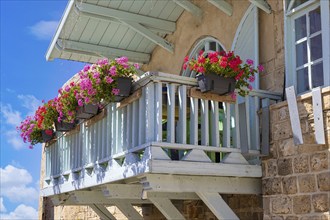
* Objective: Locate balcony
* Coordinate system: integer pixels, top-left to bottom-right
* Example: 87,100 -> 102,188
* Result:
42,72 -> 281,219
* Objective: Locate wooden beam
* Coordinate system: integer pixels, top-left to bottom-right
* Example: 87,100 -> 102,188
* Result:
141,174 -> 261,194
285,86 -> 303,145
114,201 -> 143,220
207,0 -> 232,16
117,89 -> 142,109
249,0 -> 272,14
102,184 -> 143,199
196,192 -> 239,220
188,87 -> 236,103
149,197 -> 185,220
312,87 -> 325,144
57,39 -> 150,64
76,2 -> 176,32
85,108 -> 107,127
172,0 -> 202,18
89,204 -> 116,220
123,21 -> 174,53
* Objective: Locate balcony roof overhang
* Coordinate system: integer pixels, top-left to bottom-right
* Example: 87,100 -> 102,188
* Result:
46,0 -> 185,64
46,0 -> 271,64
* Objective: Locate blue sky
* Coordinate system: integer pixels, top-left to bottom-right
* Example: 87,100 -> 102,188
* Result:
1,1 -> 84,219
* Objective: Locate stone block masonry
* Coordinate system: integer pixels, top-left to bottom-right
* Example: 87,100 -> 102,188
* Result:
262,88 -> 330,220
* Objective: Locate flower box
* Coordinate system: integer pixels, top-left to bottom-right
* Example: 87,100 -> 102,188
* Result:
76,104 -> 99,119
54,120 -> 76,132
113,77 -> 133,102
41,129 -> 55,142
196,72 -> 236,95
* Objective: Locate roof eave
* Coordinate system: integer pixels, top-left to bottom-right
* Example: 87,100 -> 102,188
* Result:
46,0 -> 75,61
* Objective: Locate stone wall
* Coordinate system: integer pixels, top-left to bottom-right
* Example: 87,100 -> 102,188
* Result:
142,195 -> 263,220
262,88 -> 330,220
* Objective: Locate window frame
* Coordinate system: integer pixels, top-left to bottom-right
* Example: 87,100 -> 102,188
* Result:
181,37 -> 226,78
284,0 -> 330,94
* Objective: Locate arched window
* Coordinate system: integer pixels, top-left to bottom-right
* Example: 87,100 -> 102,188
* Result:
181,37 -> 225,78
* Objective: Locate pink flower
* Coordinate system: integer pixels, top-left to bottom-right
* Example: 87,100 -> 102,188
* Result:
93,72 -> 100,79
133,63 -> 140,69
83,65 -> 90,72
57,117 -> 62,123
248,84 -> 253,91
249,75 -> 255,82
112,88 -> 120,95
246,59 -> 254,66
230,92 -> 237,100
105,76 -> 114,84
258,64 -> 264,72
78,99 -> 83,107
64,85 -> 70,92
85,97 -> 90,103
109,66 -> 117,76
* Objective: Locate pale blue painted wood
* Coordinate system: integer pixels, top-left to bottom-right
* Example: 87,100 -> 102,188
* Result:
286,86 -> 303,145
190,97 -> 198,145
201,99 -> 209,146
210,101 -> 219,147
155,82 -> 163,142
178,85 -> 187,144
312,87 -> 325,144
167,84 -> 176,143
145,83 -> 155,143
139,88 -> 146,145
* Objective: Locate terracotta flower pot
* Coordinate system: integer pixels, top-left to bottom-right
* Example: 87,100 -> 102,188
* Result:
196,72 -> 236,95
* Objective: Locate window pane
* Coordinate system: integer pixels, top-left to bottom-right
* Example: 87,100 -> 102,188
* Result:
295,15 -> 307,40
310,7 -> 321,34
296,41 -> 307,67
312,62 -> 324,88
209,42 -> 217,51
311,34 -> 323,61
297,67 -> 309,93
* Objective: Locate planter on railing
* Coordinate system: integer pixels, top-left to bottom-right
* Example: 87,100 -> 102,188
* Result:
114,77 -> 132,102
41,129 -> 55,142
196,72 -> 236,95
76,104 -> 99,119
54,120 -> 76,132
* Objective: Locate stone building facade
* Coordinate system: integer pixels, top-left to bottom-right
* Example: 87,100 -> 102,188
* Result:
39,0 -> 329,219
262,88 -> 330,220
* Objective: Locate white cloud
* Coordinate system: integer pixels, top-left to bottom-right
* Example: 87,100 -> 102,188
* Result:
0,204 -> 38,220
0,104 -> 22,127
0,198 -> 6,213
0,165 -> 39,204
29,20 -> 58,40
4,130 -> 24,150
17,94 -> 42,116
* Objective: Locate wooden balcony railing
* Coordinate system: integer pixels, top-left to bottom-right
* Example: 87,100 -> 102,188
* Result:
44,72 -> 282,181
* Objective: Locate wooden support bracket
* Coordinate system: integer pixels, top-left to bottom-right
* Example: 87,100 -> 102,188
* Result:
117,89 -> 142,109
89,204 -> 116,220
197,192 -> 239,220
188,87 -> 236,103
85,108 -> 107,127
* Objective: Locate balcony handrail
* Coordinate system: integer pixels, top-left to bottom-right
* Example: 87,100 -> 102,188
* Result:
44,71 -> 282,180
